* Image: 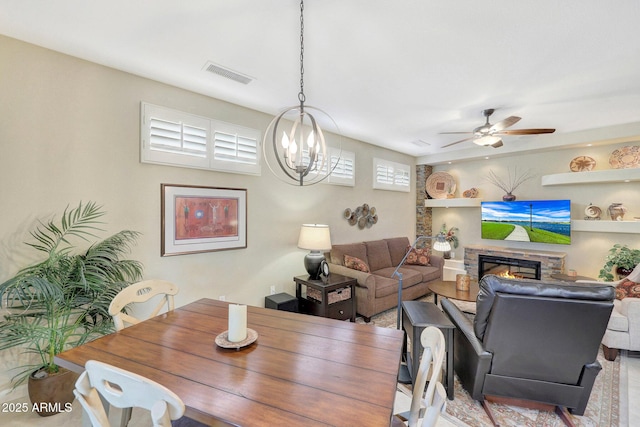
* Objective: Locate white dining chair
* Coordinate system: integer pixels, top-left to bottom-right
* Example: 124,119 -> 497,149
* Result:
109,280 -> 179,331
74,360 -> 185,427
393,326 -> 447,427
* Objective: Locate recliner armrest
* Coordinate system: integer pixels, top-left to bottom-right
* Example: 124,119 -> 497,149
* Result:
441,298 -> 492,401
441,298 -> 486,356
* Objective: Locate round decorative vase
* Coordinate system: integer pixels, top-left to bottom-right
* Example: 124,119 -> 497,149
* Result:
502,193 -> 516,201
28,367 -> 79,416
608,203 -> 627,221
616,266 -> 633,280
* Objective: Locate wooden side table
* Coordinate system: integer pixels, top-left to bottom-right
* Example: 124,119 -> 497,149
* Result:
295,274 -> 356,322
401,300 -> 455,400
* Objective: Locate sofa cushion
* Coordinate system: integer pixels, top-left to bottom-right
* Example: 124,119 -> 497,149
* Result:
344,254 -> 370,272
330,242 -> 367,266
607,300 -> 628,332
405,246 -> 430,265
373,276 -> 402,299
385,237 -> 411,266
615,279 -> 640,300
372,266 -> 423,298
364,240 -> 393,271
403,264 -> 441,282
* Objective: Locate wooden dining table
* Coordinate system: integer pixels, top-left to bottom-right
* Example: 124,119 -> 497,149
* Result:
55,298 -> 404,426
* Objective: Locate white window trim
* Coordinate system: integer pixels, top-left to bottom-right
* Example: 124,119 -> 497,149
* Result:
140,102 -> 261,176
372,158 -> 411,192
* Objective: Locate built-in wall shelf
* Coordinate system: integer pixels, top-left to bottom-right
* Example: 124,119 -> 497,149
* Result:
571,220 -> 640,234
424,198 -> 482,208
541,168 -> 640,186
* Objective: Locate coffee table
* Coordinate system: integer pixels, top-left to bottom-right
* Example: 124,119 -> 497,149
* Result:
428,279 -> 480,306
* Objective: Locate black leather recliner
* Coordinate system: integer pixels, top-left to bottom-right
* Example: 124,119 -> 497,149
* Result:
441,274 -> 614,419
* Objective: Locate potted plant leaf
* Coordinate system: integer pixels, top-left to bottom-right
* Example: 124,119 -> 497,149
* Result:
598,244 -> 640,281
0,202 -> 143,416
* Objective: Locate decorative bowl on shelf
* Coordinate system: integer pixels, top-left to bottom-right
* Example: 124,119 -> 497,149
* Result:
569,156 -> 596,172
609,146 -> 640,169
462,188 -> 479,198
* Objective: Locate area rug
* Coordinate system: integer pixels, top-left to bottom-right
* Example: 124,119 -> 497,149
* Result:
356,297 -> 621,427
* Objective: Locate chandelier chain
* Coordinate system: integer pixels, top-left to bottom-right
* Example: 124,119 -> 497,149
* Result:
298,0 -> 305,105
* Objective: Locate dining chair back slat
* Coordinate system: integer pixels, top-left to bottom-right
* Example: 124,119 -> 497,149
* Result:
74,360 -> 185,427
109,280 -> 179,331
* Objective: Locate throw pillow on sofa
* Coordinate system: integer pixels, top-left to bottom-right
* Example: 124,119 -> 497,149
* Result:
405,246 -> 430,266
344,254 -> 370,272
615,278 -> 640,300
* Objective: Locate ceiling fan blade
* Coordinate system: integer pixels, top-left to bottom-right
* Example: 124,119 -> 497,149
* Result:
442,137 -> 473,148
439,131 -> 473,135
490,116 -> 521,132
491,139 -> 504,148
497,128 -> 556,135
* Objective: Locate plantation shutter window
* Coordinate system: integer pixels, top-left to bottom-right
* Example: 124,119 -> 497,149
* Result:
325,149 -> 355,186
213,131 -> 258,164
372,158 -> 410,192
141,102 -> 261,175
149,118 -> 207,157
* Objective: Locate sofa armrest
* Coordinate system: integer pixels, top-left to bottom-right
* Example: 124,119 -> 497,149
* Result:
428,254 -> 444,272
441,298 -> 492,401
576,279 -> 618,287
326,263 -> 376,291
620,298 -> 640,348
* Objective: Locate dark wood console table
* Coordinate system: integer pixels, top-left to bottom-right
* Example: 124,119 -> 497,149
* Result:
401,300 -> 455,400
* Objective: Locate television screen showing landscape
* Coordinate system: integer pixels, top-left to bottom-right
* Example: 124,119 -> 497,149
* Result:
481,200 -> 571,245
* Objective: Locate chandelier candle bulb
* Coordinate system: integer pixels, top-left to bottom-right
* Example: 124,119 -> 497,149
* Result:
228,304 -> 247,342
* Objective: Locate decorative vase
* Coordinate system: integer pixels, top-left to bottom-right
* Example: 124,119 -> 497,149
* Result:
456,274 -> 471,291
616,266 -> 633,280
443,250 -> 451,259
28,367 -> 79,416
502,193 -> 516,201
608,203 -> 627,221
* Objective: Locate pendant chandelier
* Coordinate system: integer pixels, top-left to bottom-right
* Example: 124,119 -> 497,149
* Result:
263,0 -> 341,186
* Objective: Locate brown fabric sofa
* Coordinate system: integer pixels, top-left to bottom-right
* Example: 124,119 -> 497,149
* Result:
325,237 -> 444,321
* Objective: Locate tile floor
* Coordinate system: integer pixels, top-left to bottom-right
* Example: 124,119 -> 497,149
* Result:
2,353 -> 639,426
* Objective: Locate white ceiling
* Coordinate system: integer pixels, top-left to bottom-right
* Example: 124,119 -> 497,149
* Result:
2,0 -> 640,162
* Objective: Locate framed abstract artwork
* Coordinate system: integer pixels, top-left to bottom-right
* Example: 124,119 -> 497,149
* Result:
161,184 -> 247,256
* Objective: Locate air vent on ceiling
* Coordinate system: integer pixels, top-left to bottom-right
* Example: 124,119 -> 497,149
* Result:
203,61 -> 253,85
410,139 -> 431,147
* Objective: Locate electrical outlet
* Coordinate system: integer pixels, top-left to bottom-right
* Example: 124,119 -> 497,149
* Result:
270,285 -> 276,295
219,295 -> 226,301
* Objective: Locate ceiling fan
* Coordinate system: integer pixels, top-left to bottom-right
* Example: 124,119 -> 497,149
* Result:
441,108 -> 555,148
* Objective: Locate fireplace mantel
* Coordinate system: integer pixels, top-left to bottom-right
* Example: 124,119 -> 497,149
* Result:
464,245 -> 566,281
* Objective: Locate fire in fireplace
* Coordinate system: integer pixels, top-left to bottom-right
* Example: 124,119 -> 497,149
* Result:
478,255 -> 541,280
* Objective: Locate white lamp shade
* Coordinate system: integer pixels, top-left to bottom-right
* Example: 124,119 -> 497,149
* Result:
298,224 -> 332,251
433,239 -> 451,252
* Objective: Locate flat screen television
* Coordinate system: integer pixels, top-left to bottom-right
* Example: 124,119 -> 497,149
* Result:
481,199 -> 571,245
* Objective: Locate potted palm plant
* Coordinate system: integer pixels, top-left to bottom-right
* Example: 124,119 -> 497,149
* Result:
598,244 -> 640,281
0,202 -> 143,416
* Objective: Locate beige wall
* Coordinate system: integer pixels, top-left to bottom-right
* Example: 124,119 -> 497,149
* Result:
430,142 -> 639,278
0,35 -> 416,398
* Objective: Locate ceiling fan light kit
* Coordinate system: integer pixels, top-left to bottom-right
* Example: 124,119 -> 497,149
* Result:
441,108 -> 555,149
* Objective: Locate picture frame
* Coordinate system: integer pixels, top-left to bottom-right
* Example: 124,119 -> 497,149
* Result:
161,184 -> 247,256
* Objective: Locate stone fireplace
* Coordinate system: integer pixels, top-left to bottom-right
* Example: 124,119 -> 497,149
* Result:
464,245 -> 565,282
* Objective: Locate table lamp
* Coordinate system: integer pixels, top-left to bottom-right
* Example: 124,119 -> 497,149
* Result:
298,224 -> 332,279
